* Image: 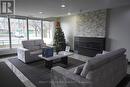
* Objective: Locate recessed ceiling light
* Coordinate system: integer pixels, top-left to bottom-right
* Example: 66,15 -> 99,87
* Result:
61,4 -> 66,8
39,12 -> 44,14
67,12 -> 71,15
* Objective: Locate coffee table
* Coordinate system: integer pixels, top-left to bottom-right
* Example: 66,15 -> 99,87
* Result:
38,51 -> 73,69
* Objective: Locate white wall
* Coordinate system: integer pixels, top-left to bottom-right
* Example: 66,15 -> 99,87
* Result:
106,5 -> 130,61
60,16 -> 77,50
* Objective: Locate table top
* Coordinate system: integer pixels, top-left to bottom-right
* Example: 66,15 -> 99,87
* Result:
38,51 -> 73,61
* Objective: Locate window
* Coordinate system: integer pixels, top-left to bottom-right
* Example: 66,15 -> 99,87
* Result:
0,16 -> 54,50
0,17 -> 9,49
10,18 -> 27,48
43,21 -> 54,44
28,19 -> 41,40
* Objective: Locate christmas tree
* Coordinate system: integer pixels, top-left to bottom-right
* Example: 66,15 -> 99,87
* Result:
53,20 -> 66,54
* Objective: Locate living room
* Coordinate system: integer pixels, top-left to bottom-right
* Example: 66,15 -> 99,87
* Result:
0,0 -> 130,87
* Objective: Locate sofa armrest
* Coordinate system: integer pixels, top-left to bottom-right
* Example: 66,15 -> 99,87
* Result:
17,47 -> 30,63
51,66 -> 92,87
17,47 -> 29,51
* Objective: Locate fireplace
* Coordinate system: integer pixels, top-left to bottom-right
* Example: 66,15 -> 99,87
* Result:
74,37 -> 105,57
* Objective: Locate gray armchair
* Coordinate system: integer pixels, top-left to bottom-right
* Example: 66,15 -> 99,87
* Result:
17,39 -> 46,63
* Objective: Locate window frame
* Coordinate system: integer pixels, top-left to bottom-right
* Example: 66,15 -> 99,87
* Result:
0,15 -> 45,49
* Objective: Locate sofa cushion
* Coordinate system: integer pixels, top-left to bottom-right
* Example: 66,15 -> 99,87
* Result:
33,40 -> 44,50
30,50 -> 42,55
22,40 -> 35,51
102,50 -> 109,54
22,40 -> 34,49
74,64 -> 84,75
80,48 -> 126,78
34,39 -> 46,49
89,48 -> 126,70
34,39 -> 44,46
96,50 -> 109,56
22,40 -> 44,51
80,60 -> 89,77
32,45 -> 41,50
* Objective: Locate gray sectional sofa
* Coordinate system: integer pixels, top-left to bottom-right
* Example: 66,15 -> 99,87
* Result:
17,39 -> 46,63
51,48 -> 128,87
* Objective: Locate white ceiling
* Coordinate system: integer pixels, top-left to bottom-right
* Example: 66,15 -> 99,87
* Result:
15,0 -> 130,18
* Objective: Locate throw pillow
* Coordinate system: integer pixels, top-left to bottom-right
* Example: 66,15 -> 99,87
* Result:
74,64 -> 84,75
80,60 -> 89,78
96,53 -> 102,56
96,50 -> 109,56
102,50 -> 109,54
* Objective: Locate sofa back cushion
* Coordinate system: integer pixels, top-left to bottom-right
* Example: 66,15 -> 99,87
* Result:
34,40 -> 44,46
80,48 -> 126,78
22,39 -> 44,51
88,48 -> 126,70
87,54 -> 127,87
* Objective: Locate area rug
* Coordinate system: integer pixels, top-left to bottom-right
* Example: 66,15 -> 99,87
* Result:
8,57 -> 85,87
8,57 -> 130,87
0,62 -> 25,87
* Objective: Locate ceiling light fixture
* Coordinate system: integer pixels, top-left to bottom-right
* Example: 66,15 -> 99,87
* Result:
39,11 -> 44,14
61,4 -> 66,8
67,12 -> 71,15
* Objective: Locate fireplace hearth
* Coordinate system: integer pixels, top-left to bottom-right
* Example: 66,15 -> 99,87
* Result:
74,37 -> 105,57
